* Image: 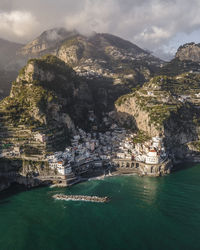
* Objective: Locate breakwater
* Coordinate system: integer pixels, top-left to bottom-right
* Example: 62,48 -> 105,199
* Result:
53,194 -> 110,203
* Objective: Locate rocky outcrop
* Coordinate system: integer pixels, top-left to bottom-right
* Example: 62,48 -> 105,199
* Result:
115,73 -> 200,160
176,43 -> 200,62
18,28 -> 78,56
16,28 -> 163,111
1,28 -> 165,110
0,159 -> 54,191
0,55 -> 94,160
115,96 -> 160,136
0,55 -> 96,191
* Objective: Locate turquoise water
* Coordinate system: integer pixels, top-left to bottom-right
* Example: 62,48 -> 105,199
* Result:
1,165 -> 200,250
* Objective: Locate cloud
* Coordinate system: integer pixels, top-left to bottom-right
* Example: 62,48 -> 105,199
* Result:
62,0 -> 200,57
0,10 -> 39,42
0,0 -> 200,59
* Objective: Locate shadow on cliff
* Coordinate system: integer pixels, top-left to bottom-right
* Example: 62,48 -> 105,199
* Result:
112,110 -> 138,131
115,104 -> 200,166
0,183 -> 28,204
172,162 -> 199,173
0,180 -> 49,204
163,104 -> 200,162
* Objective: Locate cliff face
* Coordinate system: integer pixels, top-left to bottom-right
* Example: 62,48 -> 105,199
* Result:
22,30 -> 163,78
18,28 -> 78,56
115,73 -> 200,160
0,55 -> 93,160
16,28 -> 164,111
176,43 -> 200,62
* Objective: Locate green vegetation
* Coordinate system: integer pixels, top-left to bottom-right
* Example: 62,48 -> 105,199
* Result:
115,95 -> 128,106
24,146 -> 41,156
190,141 -> 200,151
158,58 -> 200,76
116,72 -> 200,129
62,36 -> 81,48
133,131 -> 150,144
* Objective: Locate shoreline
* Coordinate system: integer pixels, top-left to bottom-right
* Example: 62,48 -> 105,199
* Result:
0,159 -> 199,193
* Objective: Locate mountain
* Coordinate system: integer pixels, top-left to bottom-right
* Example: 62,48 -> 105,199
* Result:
0,27 -> 164,104
18,29 -> 163,82
17,28 -> 164,112
0,38 -> 22,67
176,42 -> 200,62
158,43 -> 200,77
0,55 -> 93,160
18,28 -> 78,56
115,73 -> 200,161
0,38 -> 24,99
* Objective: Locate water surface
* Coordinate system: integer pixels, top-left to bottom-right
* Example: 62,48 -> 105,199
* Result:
0,164 -> 200,250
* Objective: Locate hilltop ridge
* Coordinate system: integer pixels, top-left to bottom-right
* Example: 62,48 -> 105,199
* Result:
176,42 -> 200,62
0,55 -> 93,158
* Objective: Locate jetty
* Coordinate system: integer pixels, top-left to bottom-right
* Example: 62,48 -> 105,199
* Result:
53,194 -> 110,203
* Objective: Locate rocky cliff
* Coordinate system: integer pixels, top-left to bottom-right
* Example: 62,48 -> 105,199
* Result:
0,54 -> 95,191
0,55 -> 93,158
115,73 -> 200,160
0,28 -> 164,108
18,28 -> 78,57
18,29 -> 163,83
157,43 -> 200,77
16,28 -> 164,111
176,43 -> 200,62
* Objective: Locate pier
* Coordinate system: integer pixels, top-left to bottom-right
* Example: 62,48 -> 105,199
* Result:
53,194 -> 110,203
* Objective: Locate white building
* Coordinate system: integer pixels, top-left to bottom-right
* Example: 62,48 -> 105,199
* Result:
145,149 -> 159,164
49,161 -> 72,175
117,152 -> 125,158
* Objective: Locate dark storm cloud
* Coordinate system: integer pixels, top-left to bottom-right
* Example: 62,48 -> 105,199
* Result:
0,0 -> 200,58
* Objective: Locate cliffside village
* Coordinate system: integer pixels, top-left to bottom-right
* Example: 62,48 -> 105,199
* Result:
0,110 -> 168,177
46,127 -> 167,176
45,111 -> 168,176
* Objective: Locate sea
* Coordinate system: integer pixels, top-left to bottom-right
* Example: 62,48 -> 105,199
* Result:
0,163 -> 200,250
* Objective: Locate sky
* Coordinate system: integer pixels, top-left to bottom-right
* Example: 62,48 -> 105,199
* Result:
0,0 -> 200,60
